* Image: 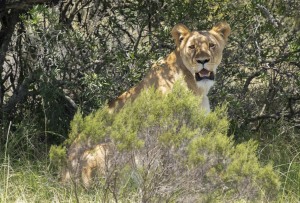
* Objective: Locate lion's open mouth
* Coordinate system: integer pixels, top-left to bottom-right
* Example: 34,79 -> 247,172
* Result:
195,69 -> 215,81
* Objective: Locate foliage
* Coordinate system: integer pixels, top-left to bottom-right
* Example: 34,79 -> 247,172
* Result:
1,0 -> 299,141
258,120 -> 300,201
49,145 -> 67,169
56,81 -> 280,202
67,106 -> 113,144
209,1 -> 300,140
0,0 -> 299,201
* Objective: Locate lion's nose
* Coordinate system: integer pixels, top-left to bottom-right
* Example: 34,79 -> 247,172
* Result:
196,59 -> 210,65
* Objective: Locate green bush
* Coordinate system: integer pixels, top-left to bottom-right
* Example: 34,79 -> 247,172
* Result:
53,80 -> 280,202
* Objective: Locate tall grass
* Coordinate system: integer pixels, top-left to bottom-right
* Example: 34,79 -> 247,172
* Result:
0,159 -> 111,202
0,121 -> 103,203
1,145 -> 299,203
258,122 -> 300,203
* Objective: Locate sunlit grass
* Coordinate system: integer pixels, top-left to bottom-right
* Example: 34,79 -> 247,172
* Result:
1,143 -> 300,203
258,125 -> 300,203
0,144 -> 110,203
1,116 -> 299,202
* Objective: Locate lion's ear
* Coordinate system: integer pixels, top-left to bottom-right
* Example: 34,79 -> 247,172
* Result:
171,24 -> 191,47
211,22 -> 231,41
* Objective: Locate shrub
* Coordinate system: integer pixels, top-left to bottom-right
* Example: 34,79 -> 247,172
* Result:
51,80 -> 280,202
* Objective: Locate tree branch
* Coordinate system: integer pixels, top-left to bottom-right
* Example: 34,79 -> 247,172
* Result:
0,9 -> 23,106
257,4 -> 281,28
242,70 -> 263,95
2,74 -> 35,117
0,0 -> 51,11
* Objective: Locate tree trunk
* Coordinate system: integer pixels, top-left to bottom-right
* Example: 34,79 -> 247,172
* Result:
0,0 -> 50,119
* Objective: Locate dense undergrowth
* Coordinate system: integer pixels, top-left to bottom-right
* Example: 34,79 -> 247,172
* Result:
0,83 -> 300,202
1,0 -> 300,202
0,83 -> 299,202
4,81 -> 280,202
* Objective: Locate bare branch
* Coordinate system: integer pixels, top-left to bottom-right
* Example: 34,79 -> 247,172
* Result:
257,4 -> 281,28
242,70 -> 264,96
2,74 -> 35,116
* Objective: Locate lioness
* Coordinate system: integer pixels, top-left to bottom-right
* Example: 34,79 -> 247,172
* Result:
109,22 -> 230,112
63,22 -> 231,187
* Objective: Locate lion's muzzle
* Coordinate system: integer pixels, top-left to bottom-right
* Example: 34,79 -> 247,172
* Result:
195,69 -> 215,81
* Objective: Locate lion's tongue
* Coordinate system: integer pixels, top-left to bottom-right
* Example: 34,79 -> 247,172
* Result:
199,69 -> 210,77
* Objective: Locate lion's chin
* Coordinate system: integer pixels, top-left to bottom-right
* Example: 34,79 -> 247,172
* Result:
196,79 -> 215,95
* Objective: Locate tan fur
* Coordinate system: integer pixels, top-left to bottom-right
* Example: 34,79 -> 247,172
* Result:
109,22 -> 230,112
64,22 -> 231,187
62,140 -> 111,188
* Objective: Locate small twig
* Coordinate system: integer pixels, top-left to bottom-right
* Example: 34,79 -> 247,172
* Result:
4,121 -> 11,203
71,177 -> 80,203
257,4 -> 281,28
4,121 -> 11,164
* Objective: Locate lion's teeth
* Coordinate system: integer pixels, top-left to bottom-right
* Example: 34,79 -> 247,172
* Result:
198,72 -> 211,77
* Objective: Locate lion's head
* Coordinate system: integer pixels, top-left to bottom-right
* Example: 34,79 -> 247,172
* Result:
171,22 -> 231,93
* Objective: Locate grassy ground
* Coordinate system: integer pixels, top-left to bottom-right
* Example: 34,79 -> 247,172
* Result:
0,156 -> 299,203
1,159 -> 78,203
259,137 -> 300,203
1,119 -> 300,202
0,156 -> 140,203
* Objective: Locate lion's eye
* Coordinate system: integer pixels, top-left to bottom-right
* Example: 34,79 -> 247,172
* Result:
188,45 -> 195,49
209,43 -> 216,49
